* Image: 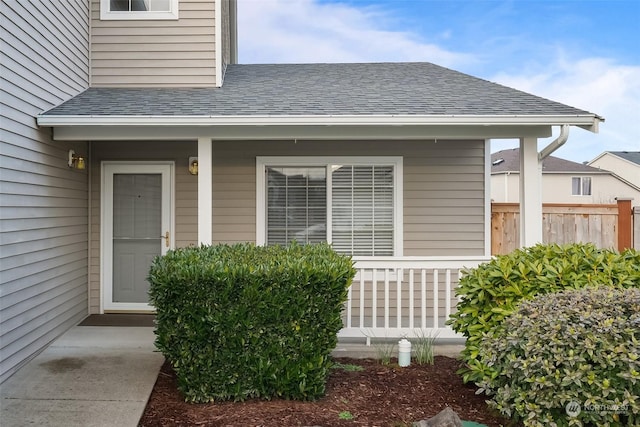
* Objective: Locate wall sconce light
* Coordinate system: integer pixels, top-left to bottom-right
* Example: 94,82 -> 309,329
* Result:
68,149 -> 85,170
188,156 -> 198,175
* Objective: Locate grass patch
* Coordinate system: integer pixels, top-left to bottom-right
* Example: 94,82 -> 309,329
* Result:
412,330 -> 438,365
332,362 -> 365,372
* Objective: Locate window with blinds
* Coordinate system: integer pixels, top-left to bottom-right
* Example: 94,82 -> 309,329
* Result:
266,167 -> 327,245
262,160 -> 398,256
332,165 -> 394,256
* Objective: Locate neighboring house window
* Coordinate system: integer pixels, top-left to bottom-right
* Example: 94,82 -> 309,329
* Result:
572,176 -> 592,196
257,157 -> 403,256
100,0 -> 179,20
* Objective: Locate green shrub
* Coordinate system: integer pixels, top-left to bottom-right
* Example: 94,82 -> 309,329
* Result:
148,242 -> 356,403
477,287 -> 640,426
447,243 -> 640,383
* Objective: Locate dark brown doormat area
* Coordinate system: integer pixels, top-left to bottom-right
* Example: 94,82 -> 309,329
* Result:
79,314 -> 156,327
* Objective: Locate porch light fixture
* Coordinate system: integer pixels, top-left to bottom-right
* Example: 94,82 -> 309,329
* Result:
68,149 -> 85,170
188,156 -> 198,175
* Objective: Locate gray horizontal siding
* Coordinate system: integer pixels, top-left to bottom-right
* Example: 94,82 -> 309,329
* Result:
403,145 -> 485,254
220,0 -> 231,73
0,0 -> 90,384
211,139 -> 486,255
85,139 -> 486,311
90,0 -> 218,87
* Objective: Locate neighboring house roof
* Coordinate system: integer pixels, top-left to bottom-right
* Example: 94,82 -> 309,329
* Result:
609,151 -> 640,165
590,151 -> 640,165
39,62 -> 602,128
491,148 -> 606,174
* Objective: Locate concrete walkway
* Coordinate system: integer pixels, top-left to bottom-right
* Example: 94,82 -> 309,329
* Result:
0,325 -> 463,427
0,326 -> 164,427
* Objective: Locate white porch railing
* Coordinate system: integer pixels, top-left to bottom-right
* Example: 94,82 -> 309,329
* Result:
338,256 -> 490,344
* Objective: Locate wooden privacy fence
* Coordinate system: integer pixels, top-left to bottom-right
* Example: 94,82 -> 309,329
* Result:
492,199 -> 635,255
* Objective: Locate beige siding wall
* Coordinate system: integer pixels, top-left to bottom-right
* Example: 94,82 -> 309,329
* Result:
1,0 -> 90,383
220,0 -> 232,73
88,139 -> 485,313
212,140 -> 486,255
90,0 -> 217,87
403,142 -> 485,254
491,173 -> 640,204
589,153 -> 640,188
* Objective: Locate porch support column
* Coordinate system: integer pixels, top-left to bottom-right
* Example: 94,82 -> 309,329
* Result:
198,137 -> 213,245
519,137 -> 543,247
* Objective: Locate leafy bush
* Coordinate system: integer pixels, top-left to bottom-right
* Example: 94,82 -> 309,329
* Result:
477,287 -> 640,426
447,243 -> 640,383
148,242 -> 356,403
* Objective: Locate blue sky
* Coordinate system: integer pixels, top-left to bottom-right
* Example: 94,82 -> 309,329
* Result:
237,0 -> 640,163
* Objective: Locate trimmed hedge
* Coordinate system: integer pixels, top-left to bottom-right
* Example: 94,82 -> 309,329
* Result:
448,243 -> 640,383
478,287 -> 640,426
148,243 -> 356,403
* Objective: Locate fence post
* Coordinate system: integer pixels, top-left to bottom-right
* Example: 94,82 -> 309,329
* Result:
616,198 -> 633,250
634,206 -> 640,250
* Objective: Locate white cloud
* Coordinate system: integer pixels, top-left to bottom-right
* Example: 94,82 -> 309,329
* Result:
238,0 -> 472,66
491,56 -> 640,162
237,0 -> 640,163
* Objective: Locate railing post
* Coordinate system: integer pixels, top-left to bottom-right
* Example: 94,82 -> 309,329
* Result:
617,198 -> 633,250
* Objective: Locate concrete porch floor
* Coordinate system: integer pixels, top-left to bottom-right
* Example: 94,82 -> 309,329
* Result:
0,326 -> 163,427
0,323 -> 463,427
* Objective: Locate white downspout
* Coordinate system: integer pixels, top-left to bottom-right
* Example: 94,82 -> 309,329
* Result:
539,125 -> 570,160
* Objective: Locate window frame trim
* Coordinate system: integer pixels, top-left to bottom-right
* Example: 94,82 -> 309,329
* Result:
100,0 -> 179,20
571,176 -> 592,196
256,156 -> 403,256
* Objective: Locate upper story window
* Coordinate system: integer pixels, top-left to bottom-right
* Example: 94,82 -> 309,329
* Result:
257,157 -> 403,257
101,0 -> 179,20
572,176 -> 592,196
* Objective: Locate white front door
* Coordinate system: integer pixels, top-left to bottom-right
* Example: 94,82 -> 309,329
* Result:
102,162 -> 174,312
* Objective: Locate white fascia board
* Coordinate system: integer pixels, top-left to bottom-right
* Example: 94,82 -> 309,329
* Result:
36,114 -> 602,129
50,123 -> 554,141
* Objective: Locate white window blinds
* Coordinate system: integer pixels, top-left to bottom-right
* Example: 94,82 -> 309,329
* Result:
331,165 -> 394,256
266,167 -> 327,245
263,162 -> 396,256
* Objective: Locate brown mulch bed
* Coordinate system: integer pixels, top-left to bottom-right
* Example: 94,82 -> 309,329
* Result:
139,356 -> 516,427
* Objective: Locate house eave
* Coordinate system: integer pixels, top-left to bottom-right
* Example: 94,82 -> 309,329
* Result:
491,170 -> 613,176
36,113 -> 602,129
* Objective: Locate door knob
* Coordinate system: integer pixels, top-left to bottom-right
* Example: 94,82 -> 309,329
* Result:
161,231 -> 170,247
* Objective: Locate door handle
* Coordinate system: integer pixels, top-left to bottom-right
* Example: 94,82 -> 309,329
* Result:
161,231 -> 170,247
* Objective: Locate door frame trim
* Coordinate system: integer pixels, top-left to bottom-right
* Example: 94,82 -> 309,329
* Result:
100,161 -> 175,313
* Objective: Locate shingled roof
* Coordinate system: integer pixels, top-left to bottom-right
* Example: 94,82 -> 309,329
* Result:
607,151 -> 640,165
42,62 -> 599,119
492,148 -> 607,174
